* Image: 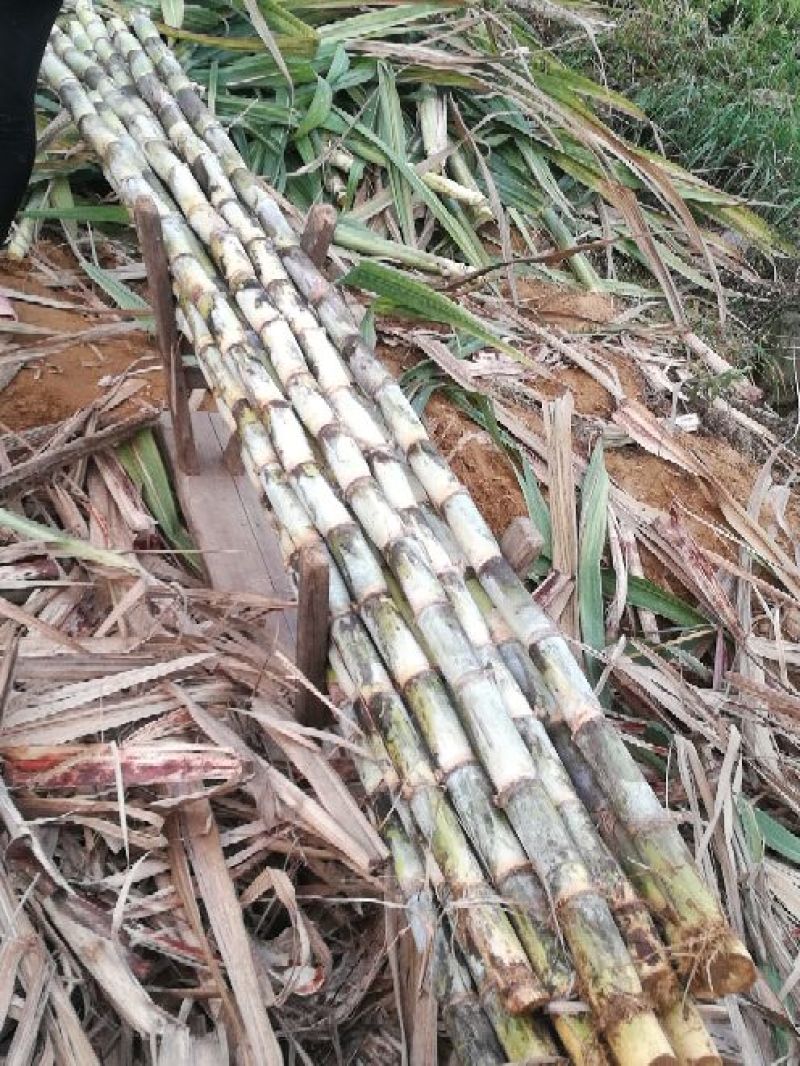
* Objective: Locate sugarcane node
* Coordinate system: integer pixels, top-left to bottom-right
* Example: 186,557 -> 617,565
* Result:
437,755 -> 483,783
491,775 -> 539,809
188,153 -> 213,199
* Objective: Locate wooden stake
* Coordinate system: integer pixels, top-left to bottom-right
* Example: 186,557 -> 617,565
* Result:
134,197 -> 198,475
222,433 -> 245,477
295,545 -> 329,727
300,204 -> 337,269
501,517 -> 544,578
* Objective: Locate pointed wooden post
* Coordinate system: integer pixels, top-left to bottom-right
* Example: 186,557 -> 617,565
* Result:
501,516 -> 544,578
135,197 -> 198,475
295,545 -> 329,727
300,204 -> 337,269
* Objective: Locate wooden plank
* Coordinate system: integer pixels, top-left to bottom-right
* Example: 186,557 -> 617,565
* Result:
205,416 -> 297,652
295,546 -> 329,727
159,412 -> 296,655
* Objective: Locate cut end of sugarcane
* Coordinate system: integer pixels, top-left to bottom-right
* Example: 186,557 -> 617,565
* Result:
689,940 -> 757,999
605,1009 -> 678,1066
675,929 -> 756,999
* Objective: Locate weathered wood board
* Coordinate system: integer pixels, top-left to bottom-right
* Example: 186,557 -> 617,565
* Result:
158,410 -> 297,656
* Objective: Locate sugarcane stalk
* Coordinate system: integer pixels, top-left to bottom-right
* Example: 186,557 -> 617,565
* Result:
53,27 -> 683,1052
48,25 -> 657,1057
474,588 -> 723,1054
192,310 -> 599,1062
280,420 -> 605,1062
659,1002 -> 721,1066
39,50 -> 539,1014
332,657 -> 558,1064
187,301 -> 547,1014
332,670 -> 508,1066
343,512 -> 609,1064
48,10 -> 750,1057
125,52 -> 747,994
420,548 -> 673,1012
406,512 -> 679,1016
542,719 -> 724,1055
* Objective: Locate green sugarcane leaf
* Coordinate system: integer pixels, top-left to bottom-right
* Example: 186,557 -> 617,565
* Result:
295,76 -> 333,139
241,0 -> 294,92
735,797 -> 766,864
0,507 -> 141,574
600,572 -> 708,628
627,741 -> 669,775
80,260 -> 152,317
317,5 -> 447,46
748,804 -> 800,864
327,44 -> 349,85
377,63 -> 415,247
256,0 -> 317,42
21,204 -> 130,223
516,140 -> 575,219
161,0 -> 184,29
515,455 -> 551,559
117,430 -> 199,570
341,261 -> 521,358
51,177 -> 78,242
331,108 -> 485,265
578,441 -> 609,693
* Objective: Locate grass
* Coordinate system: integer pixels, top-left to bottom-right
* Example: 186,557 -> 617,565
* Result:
23,0 -> 791,331
568,0 -> 800,233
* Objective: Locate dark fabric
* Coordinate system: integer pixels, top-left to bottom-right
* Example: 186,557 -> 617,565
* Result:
0,1 -> 63,244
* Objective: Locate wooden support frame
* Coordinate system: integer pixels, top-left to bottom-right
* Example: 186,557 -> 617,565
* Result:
134,198 -> 198,476
137,198 -> 330,726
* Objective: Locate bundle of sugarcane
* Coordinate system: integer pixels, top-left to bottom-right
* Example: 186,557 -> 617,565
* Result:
40,4 -> 755,1062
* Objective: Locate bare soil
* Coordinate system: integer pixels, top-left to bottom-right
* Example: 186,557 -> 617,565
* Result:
0,254 -> 163,432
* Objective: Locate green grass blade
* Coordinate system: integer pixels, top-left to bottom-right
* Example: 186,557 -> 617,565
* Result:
0,506 -> 141,574
578,441 -> 609,691
342,260 -> 520,357
161,0 -> 184,29
377,62 -> 415,246
117,430 -> 199,570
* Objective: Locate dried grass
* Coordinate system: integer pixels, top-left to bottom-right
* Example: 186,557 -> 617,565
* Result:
0,379 -> 397,1064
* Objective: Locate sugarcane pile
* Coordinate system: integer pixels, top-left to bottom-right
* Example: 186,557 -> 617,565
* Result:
39,4 -> 759,1062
